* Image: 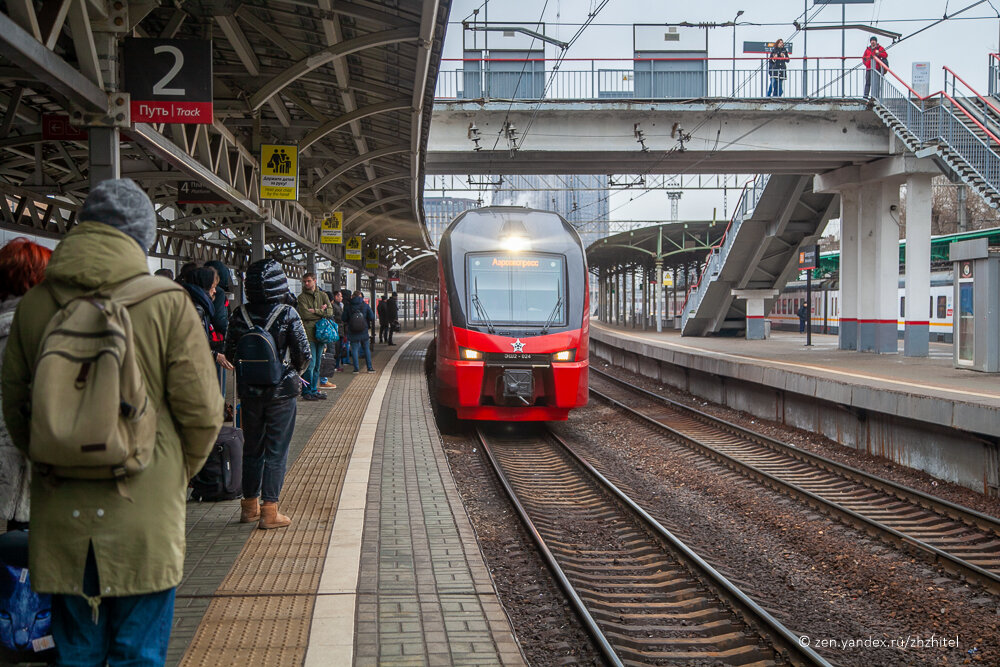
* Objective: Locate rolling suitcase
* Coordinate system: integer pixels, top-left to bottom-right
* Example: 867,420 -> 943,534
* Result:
191,379 -> 244,502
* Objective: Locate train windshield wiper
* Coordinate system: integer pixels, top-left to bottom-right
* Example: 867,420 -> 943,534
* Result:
471,279 -> 495,334
540,294 -> 563,335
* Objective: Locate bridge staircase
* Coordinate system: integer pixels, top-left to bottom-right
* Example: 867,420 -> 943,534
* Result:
681,175 -> 837,336
871,64 -> 1000,209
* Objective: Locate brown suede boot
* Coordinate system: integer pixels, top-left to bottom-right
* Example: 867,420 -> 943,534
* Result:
240,497 -> 260,523
258,502 -> 291,530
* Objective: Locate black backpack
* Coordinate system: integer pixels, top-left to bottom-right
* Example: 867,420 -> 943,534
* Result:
235,305 -> 287,386
348,307 -> 367,334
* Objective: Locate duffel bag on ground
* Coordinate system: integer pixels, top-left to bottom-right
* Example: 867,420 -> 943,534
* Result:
190,425 -> 244,502
0,530 -> 55,663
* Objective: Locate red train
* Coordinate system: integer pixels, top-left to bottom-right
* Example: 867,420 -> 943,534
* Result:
435,207 -> 589,421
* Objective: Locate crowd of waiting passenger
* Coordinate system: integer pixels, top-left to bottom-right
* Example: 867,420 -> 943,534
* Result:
0,178 -> 403,665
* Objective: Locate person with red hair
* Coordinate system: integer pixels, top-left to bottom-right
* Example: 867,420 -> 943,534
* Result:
0,237 -> 53,529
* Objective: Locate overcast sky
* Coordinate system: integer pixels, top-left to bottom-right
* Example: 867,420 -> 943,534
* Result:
430,0 -> 1000,226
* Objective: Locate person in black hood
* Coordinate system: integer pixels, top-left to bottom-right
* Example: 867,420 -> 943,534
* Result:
204,261 -> 232,339
181,267 -> 232,372
222,259 -> 310,530
204,260 -> 233,393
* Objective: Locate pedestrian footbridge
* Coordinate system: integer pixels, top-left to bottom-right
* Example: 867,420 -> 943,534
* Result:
429,58 -> 1000,345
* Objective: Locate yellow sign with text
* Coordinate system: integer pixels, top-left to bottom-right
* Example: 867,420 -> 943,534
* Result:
321,212 -> 343,244
346,236 -> 362,261
663,274 -> 674,287
260,144 -> 298,201
365,247 -> 379,270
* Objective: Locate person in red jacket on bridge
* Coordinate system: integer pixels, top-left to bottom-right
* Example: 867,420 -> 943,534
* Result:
862,36 -> 888,99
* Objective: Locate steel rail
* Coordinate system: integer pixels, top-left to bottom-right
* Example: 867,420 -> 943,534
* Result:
476,426 -> 829,666
474,428 -> 621,667
589,368 -> 1000,594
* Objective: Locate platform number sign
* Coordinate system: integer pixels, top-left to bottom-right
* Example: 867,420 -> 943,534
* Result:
123,38 -> 213,124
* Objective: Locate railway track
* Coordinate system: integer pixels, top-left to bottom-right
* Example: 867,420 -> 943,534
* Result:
476,426 -> 828,667
589,367 -> 1000,594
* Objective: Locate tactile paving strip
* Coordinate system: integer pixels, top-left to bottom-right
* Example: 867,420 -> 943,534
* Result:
178,358 -> 386,667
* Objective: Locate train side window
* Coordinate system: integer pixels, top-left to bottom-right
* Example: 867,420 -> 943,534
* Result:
900,296 -> 905,318
782,299 -> 787,314
793,298 -> 798,313
929,296 -> 933,319
937,295 -> 947,319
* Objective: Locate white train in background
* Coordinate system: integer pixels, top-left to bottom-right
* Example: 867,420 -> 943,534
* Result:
768,270 -> 955,343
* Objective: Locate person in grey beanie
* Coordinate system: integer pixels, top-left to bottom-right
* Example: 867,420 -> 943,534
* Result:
78,178 -> 159,252
1,178 -> 223,664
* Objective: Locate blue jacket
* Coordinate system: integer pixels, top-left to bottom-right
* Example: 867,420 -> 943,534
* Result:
343,296 -> 375,342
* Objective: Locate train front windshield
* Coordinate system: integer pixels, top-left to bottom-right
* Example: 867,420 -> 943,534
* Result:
466,253 -> 566,326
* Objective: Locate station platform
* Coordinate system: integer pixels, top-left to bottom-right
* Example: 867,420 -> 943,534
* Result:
170,330 -> 523,667
590,321 -> 1000,494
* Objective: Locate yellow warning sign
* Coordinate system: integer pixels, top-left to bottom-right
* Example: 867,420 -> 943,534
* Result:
260,144 -> 298,201
365,247 -> 379,270
663,274 -> 674,287
321,212 -> 343,244
346,236 -> 362,261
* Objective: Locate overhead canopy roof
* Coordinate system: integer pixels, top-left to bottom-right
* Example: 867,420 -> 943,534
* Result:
0,0 -> 451,274
587,220 -> 728,272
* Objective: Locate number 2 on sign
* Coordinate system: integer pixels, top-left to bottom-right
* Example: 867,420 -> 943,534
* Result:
152,45 -> 185,95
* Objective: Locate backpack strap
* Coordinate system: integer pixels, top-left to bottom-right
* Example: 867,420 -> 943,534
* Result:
264,304 -> 287,331
240,305 -> 253,328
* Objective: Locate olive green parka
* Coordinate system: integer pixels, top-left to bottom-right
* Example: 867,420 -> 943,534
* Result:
296,287 -> 331,343
1,222 -> 223,597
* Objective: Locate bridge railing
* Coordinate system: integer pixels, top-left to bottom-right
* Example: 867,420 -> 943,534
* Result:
435,57 -> 868,101
874,60 -> 1000,199
681,173 -> 770,330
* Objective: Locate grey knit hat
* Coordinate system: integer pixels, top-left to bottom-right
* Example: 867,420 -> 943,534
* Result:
80,178 -> 156,252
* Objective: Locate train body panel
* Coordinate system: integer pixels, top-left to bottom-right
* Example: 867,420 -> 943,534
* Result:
435,207 -> 589,421
768,271 -> 955,342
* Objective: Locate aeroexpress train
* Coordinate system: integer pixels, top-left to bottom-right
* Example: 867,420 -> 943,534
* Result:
768,270 -> 956,342
434,207 -> 589,421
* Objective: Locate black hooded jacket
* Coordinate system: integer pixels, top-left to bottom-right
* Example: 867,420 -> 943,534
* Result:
181,268 -> 220,354
223,259 -> 311,400
204,260 -> 232,339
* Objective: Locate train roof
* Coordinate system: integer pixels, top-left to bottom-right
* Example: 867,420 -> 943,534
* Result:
440,206 -> 585,256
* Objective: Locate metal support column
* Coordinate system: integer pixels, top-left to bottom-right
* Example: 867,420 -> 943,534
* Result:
89,128 -> 120,186
251,221 -> 266,262
904,174 -> 932,356
306,252 -> 317,276
630,269 -> 636,328
655,228 -> 664,333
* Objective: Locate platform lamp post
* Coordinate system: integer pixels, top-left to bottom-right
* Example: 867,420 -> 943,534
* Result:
731,10 -> 744,94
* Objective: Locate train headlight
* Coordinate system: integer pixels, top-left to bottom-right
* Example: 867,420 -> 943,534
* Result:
460,347 -> 483,361
501,234 -> 530,252
551,349 -> 576,362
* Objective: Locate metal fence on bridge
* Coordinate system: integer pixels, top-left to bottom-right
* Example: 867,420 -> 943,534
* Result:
435,57 -> 869,101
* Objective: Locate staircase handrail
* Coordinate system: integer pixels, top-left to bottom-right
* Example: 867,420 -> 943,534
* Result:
942,66 -> 1000,119
681,174 -> 768,322
875,58 -> 1000,145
